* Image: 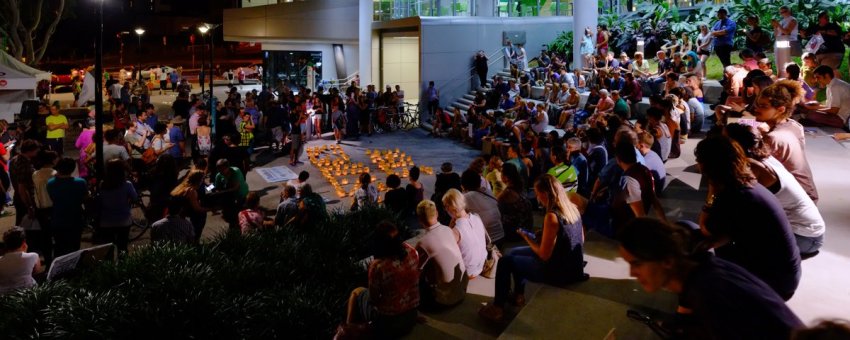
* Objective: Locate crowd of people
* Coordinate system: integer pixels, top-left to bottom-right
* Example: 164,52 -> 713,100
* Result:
344,6 -> 850,338
2,5 -> 850,339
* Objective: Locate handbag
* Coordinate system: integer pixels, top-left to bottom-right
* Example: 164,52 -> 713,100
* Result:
480,232 -> 501,279
20,214 -> 40,231
141,147 -> 157,165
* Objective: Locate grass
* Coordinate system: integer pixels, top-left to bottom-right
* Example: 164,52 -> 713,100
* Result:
645,49 -> 850,81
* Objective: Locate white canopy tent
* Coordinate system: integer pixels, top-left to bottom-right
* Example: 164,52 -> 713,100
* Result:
0,50 -> 51,121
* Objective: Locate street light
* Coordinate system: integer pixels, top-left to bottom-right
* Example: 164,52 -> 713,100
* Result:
134,28 -> 145,82
198,23 -> 220,138
94,0 -> 105,230
135,28 -> 145,47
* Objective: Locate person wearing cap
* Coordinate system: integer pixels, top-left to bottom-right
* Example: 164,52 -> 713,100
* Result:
44,102 -> 68,155
167,116 -> 186,166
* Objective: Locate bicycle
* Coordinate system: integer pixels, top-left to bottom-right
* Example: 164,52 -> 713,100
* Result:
398,103 -> 421,130
128,193 -> 151,242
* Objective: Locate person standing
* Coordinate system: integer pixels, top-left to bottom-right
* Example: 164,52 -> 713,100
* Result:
426,81 -> 439,121
237,68 -> 246,86
711,8 -> 737,71
167,117 -> 186,167
581,27 -> 596,69
31,150 -> 57,262
802,11 -> 845,79
596,25 -> 609,57
169,70 -> 179,92
474,51 -> 489,90
97,159 -> 138,253
158,67 -> 168,95
772,6 -> 801,58
45,102 -> 68,155
46,158 -> 88,258
516,44 -> 528,73
10,140 -> 40,227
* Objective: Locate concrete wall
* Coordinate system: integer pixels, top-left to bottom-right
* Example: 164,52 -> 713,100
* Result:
419,16 -> 573,115
223,0 -> 359,44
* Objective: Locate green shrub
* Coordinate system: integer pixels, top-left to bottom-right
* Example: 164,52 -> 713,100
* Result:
0,206 -> 410,339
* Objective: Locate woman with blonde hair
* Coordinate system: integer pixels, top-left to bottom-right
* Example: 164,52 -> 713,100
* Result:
171,170 -> 210,242
479,174 -> 587,322
442,189 -> 487,279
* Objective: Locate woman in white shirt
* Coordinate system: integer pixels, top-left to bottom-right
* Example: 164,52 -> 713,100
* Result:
0,227 -> 42,295
725,124 -> 825,256
696,24 -> 714,78
442,189 -> 487,278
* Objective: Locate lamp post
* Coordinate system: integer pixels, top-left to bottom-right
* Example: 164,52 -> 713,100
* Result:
94,0 -> 105,230
198,27 -> 207,94
134,28 -> 145,82
198,23 -> 219,139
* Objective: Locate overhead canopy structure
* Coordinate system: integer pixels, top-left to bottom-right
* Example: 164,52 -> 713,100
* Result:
0,50 -> 50,121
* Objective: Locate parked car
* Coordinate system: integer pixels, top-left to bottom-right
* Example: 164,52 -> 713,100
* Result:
140,65 -> 178,81
40,63 -> 80,92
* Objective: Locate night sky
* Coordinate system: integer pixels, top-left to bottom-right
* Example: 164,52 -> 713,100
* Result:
45,0 -> 236,62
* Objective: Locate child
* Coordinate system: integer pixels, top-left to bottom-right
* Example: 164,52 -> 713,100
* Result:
383,174 -> 406,215
352,173 -> 377,211
801,52 -> 818,88
739,48 -> 759,71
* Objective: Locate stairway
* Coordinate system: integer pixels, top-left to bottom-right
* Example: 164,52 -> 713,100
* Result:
423,67 -> 518,131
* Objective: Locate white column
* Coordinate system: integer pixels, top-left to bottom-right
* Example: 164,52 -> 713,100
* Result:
573,0 -> 598,71
476,0 -> 495,17
359,0 -> 373,86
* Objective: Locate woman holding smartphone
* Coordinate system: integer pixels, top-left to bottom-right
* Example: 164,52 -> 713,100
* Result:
479,174 -> 587,322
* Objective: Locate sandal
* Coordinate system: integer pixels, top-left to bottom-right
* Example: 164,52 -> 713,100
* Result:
478,303 -> 504,323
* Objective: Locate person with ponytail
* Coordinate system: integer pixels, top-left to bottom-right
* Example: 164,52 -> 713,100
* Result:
618,217 -> 803,339
725,123 -> 825,257
754,79 -> 819,203
479,174 -> 587,322
694,136 -> 801,301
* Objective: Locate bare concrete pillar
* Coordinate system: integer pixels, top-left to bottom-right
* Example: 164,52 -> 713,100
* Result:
359,0 -> 373,86
573,1 -> 598,71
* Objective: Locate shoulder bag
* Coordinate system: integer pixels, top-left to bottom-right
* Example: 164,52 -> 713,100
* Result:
480,231 -> 501,279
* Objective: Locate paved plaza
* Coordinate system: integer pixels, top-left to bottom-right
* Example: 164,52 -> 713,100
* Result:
3,83 -> 848,338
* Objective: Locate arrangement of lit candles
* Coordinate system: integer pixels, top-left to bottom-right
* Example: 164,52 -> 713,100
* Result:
305,145 -> 433,200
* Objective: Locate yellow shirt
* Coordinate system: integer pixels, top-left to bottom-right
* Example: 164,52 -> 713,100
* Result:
45,114 -> 68,139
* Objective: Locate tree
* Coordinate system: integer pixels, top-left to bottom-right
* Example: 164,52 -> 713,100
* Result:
0,0 -> 70,65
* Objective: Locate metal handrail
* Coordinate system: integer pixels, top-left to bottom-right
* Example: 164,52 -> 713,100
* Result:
321,71 -> 359,90
438,49 -> 506,108
438,47 -> 505,94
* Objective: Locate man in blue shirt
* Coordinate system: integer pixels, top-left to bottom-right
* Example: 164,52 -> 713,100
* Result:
46,158 -> 88,258
712,8 -> 737,70
167,116 -> 186,165
498,92 -> 515,111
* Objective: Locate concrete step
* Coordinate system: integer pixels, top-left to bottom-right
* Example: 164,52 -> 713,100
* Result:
457,98 -> 473,106
463,94 -> 475,101
499,278 -> 678,339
